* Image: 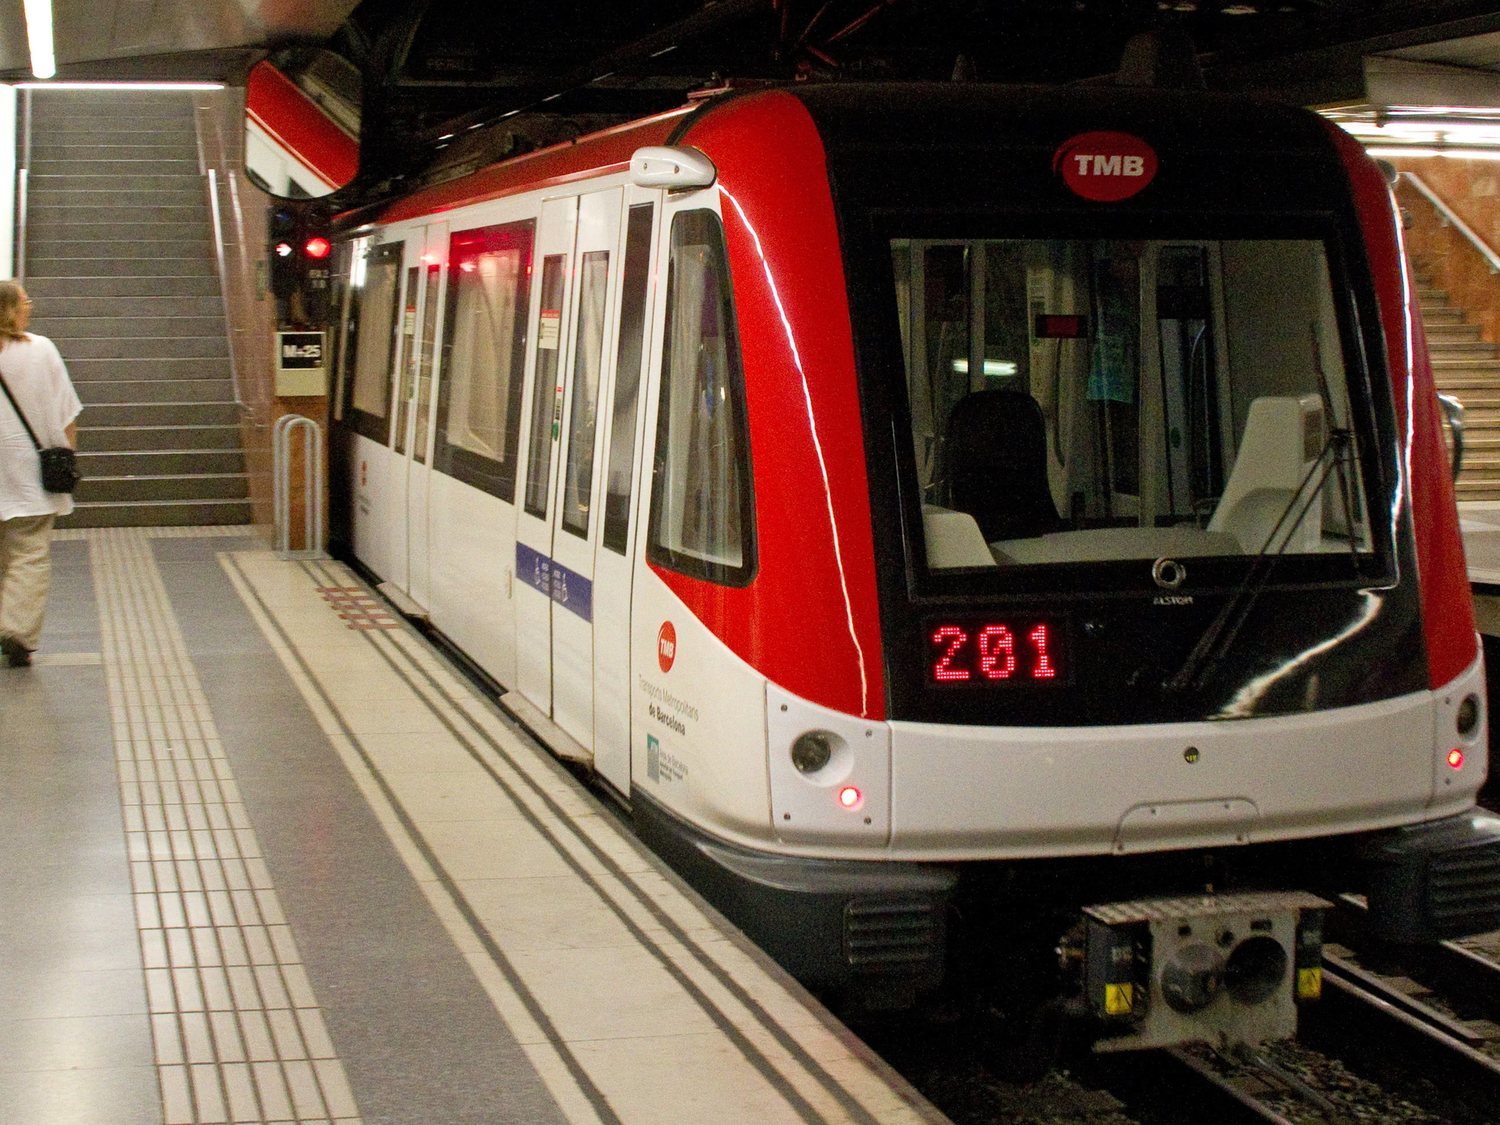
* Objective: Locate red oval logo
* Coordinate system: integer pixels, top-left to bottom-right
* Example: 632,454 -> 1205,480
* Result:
657,621 -> 677,673
1053,132 -> 1158,202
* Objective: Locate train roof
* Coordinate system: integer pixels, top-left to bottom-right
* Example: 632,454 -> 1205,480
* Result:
367,80 -> 1340,229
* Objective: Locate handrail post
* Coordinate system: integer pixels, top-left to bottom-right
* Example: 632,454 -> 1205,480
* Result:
273,413 -> 327,560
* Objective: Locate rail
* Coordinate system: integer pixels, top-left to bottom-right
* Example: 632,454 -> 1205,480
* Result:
273,413 -> 326,560
204,168 -> 245,410
1401,170 -> 1500,275
14,89 -> 30,282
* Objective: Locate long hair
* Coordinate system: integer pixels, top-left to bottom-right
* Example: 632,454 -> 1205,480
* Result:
0,280 -> 28,344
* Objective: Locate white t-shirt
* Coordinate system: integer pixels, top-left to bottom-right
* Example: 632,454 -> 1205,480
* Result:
0,333 -> 83,520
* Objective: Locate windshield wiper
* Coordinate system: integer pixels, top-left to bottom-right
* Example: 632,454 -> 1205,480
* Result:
1161,427 -> 1356,695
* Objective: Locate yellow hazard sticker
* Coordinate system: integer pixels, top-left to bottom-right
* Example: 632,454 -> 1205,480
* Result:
1104,982 -> 1134,1015
1297,967 -> 1322,999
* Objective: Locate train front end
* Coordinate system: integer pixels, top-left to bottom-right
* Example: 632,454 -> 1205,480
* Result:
641,83 -> 1500,1051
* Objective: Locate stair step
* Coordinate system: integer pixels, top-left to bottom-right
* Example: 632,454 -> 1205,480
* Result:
83,402 -> 240,427
39,315 -> 225,338
1424,322 -> 1483,340
67,357 -> 233,379
76,472 -> 249,503
80,449 -> 246,476
1431,357 -> 1500,372
27,203 -> 204,225
26,238 -> 215,260
1427,340 -> 1498,356
28,257 -> 215,279
29,186 -> 202,204
77,379 -> 235,405
25,276 -> 220,299
38,295 -> 222,318
29,160 -> 200,177
30,175 -> 202,196
30,141 -> 195,158
56,336 -> 228,360
57,498 -> 252,529
78,424 -> 243,452
27,221 -> 213,244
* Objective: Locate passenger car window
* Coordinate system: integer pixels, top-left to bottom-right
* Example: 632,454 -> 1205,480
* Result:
434,220 -> 534,500
524,255 -> 567,519
647,209 -> 755,585
602,204 -> 656,555
346,242 -> 403,443
561,251 -> 610,537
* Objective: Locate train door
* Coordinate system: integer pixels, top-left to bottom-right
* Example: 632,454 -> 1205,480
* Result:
387,241 -> 419,591
549,188 -> 623,751
514,197 -> 579,721
591,191 -> 657,794
397,222 -> 448,609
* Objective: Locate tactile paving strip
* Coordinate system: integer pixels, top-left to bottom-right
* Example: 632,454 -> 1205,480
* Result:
89,528 -> 361,1125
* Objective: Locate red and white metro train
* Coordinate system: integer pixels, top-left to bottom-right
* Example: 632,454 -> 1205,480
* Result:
325,78 -> 1500,1052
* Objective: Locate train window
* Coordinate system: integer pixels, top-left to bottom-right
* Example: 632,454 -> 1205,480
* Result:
413,264 -> 440,464
346,242 -> 403,444
328,237 -> 362,423
524,255 -> 567,519
434,220 -> 535,501
393,265 -> 418,454
602,204 -> 655,556
561,251 -> 610,537
889,236 -> 1373,572
647,209 -> 755,585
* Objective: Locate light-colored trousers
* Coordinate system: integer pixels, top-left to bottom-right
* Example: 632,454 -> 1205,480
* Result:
0,514 -> 55,650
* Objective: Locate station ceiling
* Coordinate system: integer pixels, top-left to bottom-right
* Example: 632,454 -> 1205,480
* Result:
8,0 -> 1500,194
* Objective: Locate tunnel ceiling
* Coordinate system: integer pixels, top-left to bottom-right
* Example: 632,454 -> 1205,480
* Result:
9,0 -> 1500,199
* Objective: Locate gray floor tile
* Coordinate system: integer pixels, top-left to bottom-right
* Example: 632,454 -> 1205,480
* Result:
0,1065 -> 160,1125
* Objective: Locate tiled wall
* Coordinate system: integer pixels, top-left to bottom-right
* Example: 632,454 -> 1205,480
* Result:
1394,156 -> 1500,344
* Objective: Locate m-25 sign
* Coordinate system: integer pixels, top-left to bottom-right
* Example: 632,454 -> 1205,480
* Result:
275,330 -> 328,395
279,332 -> 325,369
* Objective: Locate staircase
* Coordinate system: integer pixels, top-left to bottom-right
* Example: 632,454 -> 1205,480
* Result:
1416,272 -> 1500,504
23,89 -> 251,527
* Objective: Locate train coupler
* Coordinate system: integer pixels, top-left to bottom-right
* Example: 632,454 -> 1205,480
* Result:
1073,890 -> 1327,1053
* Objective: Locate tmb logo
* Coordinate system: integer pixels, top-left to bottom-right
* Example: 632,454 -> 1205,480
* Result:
1053,132 -> 1158,202
657,621 -> 677,673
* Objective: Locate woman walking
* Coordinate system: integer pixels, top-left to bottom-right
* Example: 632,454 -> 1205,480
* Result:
0,280 -> 81,667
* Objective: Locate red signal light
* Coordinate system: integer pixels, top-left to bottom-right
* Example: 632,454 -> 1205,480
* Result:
303,236 -> 332,260
1448,748 -> 1465,770
838,786 -> 862,810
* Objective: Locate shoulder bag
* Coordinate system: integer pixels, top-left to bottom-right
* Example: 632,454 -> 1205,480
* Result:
0,373 -> 79,493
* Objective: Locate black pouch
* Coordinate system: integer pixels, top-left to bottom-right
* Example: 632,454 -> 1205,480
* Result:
39,446 -> 79,493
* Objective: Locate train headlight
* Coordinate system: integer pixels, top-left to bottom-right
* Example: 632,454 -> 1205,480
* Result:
1224,934 -> 1288,1005
1456,694 -> 1481,740
791,731 -> 836,774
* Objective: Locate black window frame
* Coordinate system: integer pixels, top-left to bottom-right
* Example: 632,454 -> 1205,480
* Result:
645,208 -> 757,587
432,219 -> 536,502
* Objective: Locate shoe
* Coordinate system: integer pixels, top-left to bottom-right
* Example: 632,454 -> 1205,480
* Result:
0,636 -> 31,667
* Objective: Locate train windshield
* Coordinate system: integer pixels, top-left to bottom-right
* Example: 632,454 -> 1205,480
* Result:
890,237 -> 1376,573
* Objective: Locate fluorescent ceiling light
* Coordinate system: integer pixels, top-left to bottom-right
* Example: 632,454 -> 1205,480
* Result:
22,0 -> 55,80
11,81 -> 226,90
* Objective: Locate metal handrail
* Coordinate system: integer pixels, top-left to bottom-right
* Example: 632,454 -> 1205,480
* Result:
205,167 -> 245,410
273,413 -> 327,560
15,90 -> 30,282
1400,171 -> 1500,275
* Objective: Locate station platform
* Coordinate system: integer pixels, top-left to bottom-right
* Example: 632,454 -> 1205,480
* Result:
0,527 -> 939,1125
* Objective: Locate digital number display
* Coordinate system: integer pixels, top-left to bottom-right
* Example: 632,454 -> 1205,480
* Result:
928,618 -> 1067,685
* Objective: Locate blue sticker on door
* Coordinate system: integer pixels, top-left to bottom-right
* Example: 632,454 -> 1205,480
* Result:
516,542 -> 593,621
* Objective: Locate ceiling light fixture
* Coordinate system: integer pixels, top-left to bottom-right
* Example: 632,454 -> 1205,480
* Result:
22,0 -> 55,80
